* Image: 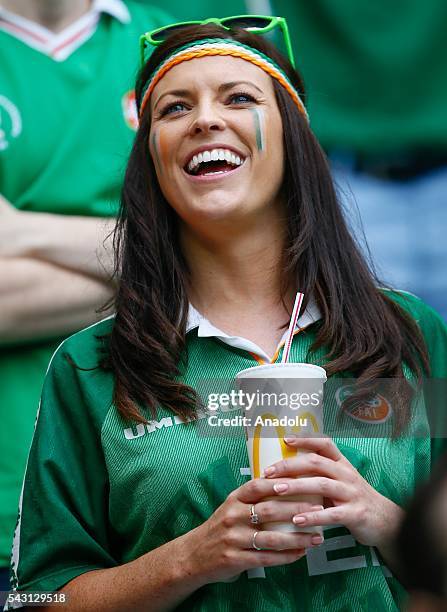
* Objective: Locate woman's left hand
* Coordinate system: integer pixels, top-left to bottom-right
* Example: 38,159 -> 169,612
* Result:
263,436 -> 404,552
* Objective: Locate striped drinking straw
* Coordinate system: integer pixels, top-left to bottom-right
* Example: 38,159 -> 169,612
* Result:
281,292 -> 304,363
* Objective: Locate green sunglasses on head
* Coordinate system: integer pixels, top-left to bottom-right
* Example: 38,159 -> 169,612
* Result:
139,15 -> 296,69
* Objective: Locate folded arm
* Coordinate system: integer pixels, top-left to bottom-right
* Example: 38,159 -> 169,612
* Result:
0,195 -> 116,280
0,257 -> 114,344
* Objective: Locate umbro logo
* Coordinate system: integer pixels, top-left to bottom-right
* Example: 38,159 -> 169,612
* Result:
123,410 -> 209,439
0,95 -> 22,150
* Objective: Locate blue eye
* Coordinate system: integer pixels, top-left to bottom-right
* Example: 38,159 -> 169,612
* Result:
160,101 -> 186,116
230,92 -> 256,104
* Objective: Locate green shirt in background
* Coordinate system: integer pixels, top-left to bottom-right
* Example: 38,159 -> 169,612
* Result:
8,291 -> 447,611
273,0 -> 447,154
141,0 -> 252,22
0,1 -> 173,567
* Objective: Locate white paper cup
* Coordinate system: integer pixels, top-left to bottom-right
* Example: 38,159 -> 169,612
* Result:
236,363 -> 326,534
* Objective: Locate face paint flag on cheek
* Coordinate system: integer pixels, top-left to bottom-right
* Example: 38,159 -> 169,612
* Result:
250,107 -> 265,152
150,129 -> 163,174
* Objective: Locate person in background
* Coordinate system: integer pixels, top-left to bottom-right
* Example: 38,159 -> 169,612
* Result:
274,0 -> 447,319
0,0 -> 172,593
395,453 -> 447,611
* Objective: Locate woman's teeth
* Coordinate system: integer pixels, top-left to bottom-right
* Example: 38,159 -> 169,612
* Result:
186,148 -> 244,175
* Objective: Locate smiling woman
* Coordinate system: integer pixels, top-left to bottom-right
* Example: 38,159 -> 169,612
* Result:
147,54 -> 284,228
8,18 -> 447,612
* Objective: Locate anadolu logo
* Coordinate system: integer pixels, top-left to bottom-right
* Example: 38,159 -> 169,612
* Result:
336,384 -> 392,424
121,90 -> 138,131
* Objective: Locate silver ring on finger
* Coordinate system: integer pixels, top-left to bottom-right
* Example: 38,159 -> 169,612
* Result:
252,530 -> 263,551
250,504 -> 260,524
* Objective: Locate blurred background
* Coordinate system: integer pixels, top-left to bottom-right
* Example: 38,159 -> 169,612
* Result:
1,0 -> 446,602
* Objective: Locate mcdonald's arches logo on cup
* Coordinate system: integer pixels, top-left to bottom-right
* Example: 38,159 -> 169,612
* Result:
252,411 -> 320,478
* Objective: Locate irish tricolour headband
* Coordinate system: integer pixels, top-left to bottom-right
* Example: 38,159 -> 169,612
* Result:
139,38 -> 308,121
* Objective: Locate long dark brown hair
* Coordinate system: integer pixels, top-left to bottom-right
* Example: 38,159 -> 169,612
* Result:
104,24 -> 429,425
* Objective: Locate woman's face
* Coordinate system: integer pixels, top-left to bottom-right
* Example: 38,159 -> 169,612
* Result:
149,54 -> 285,234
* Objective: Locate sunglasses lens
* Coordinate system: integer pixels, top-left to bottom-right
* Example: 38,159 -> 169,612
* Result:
221,16 -> 272,30
149,16 -> 274,44
151,23 -> 192,42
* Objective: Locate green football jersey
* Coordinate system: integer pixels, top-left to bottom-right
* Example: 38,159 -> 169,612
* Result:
0,1 -> 173,566
8,291 -> 447,610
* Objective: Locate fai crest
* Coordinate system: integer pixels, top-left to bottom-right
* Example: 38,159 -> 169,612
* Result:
121,90 -> 138,131
336,384 -> 392,424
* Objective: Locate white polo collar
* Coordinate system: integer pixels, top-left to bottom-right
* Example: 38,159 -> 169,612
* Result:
186,299 -> 322,363
0,0 -> 130,61
92,0 -> 130,23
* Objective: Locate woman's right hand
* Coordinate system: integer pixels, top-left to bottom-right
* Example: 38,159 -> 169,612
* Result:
182,477 -> 324,585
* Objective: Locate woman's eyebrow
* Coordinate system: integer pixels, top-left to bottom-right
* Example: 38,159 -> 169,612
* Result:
153,89 -> 190,111
219,81 -> 264,94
